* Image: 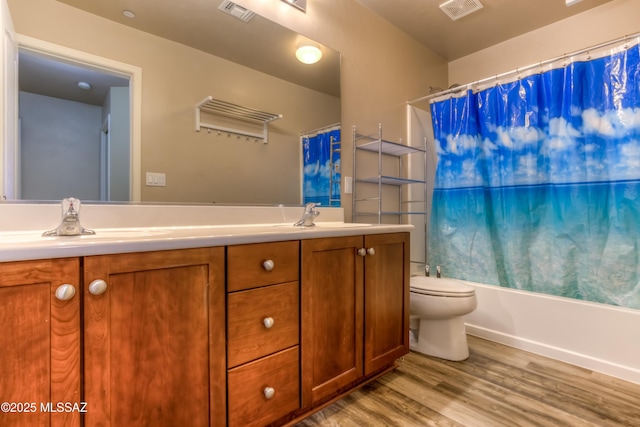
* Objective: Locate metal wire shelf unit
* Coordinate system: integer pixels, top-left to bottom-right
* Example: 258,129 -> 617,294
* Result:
352,123 -> 427,224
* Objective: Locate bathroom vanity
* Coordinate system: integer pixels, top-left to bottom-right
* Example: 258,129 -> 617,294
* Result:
0,204 -> 411,427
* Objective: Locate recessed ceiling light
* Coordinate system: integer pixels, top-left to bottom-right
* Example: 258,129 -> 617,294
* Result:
122,10 -> 136,19
77,81 -> 92,90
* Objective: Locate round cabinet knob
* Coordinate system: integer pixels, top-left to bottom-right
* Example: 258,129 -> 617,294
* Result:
357,248 -> 366,257
367,247 -> 376,256
263,387 -> 275,400
88,279 -> 108,295
263,259 -> 275,271
55,284 -> 76,301
263,317 -> 275,329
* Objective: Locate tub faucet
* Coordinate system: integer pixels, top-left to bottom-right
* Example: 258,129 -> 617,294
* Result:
436,265 -> 442,278
293,202 -> 320,227
43,197 -> 96,236
425,265 -> 430,277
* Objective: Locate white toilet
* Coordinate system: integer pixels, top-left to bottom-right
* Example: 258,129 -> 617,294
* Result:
409,276 -> 477,361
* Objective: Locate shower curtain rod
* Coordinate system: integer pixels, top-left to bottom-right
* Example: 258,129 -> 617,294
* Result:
408,30 -> 640,105
300,122 -> 341,136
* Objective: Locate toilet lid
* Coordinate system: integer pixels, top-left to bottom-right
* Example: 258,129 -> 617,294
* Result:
410,276 -> 476,297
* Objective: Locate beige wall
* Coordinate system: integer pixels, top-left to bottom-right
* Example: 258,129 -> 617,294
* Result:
204,0 -> 448,218
8,0 -> 341,205
448,0 -> 640,86
9,0 -> 448,216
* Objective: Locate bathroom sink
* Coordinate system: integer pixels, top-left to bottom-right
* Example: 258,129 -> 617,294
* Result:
0,232 -> 50,244
273,222 -> 373,229
0,228 -> 171,244
314,222 -> 372,228
74,229 -> 172,239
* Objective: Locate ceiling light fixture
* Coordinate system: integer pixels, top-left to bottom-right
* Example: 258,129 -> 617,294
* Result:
122,10 -> 136,19
77,81 -> 92,90
281,0 -> 307,13
295,43 -> 322,64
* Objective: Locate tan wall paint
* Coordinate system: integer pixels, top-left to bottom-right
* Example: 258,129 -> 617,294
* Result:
448,0 -> 640,86
236,1 -> 447,133
206,0 -> 448,219
235,0 -> 447,221
9,0 -> 448,217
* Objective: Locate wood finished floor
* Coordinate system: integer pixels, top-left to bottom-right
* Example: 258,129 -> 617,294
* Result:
295,335 -> 640,427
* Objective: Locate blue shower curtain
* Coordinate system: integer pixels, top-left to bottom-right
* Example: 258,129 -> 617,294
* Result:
429,41 -> 640,309
302,128 -> 341,207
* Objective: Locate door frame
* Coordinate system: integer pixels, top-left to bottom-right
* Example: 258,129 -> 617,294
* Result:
14,35 -> 142,201
100,114 -> 111,201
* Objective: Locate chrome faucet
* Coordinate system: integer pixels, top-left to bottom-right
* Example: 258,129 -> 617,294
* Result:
436,265 -> 442,278
43,197 -> 96,236
293,202 -> 320,227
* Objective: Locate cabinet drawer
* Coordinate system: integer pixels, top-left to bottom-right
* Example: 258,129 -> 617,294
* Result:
227,241 -> 299,292
228,281 -> 299,368
228,346 -> 300,427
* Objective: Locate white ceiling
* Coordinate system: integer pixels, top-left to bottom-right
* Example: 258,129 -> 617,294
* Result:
355,0 -> 614,61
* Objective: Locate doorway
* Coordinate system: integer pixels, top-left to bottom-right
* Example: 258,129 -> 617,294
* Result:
18,47 -> 130,201
5,35 -> 142,201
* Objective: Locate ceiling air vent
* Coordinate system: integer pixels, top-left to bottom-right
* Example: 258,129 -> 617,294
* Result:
439,0 -> 484,21
218,0 -> 256,22
281,0 -> 307,13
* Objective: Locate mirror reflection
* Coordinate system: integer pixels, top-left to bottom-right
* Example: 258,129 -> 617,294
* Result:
18,49 -> 131,201
5,0 -> 341,205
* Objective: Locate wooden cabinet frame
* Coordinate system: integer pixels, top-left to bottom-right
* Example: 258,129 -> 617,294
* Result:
0,258 -> 81,427
83,248 -> 226,427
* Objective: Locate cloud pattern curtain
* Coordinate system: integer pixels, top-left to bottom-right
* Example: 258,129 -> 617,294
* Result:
429,40 -> 640,309
302,127 -> 341,207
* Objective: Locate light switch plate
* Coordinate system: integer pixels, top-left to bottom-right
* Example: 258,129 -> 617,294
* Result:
344,176 -> 353,194
146,172 -> 166,187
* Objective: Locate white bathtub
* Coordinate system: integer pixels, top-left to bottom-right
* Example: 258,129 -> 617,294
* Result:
462,281 -> 640,385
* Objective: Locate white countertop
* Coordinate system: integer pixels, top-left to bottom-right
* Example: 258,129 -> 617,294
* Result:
0,203 -> 412,262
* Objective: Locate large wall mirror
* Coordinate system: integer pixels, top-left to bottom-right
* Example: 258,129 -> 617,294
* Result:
4,0 -> 341,206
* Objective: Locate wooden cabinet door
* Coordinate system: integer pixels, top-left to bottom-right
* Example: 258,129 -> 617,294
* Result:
301,236 -> 364,407
83,248 -> 225,427
0,258 -> 81,427
364,233 -> 410,375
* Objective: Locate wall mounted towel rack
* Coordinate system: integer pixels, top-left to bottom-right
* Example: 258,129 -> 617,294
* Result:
195,96 -> 283,143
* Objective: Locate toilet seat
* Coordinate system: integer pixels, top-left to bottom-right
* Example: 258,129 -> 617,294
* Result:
410,277 -> 475,298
